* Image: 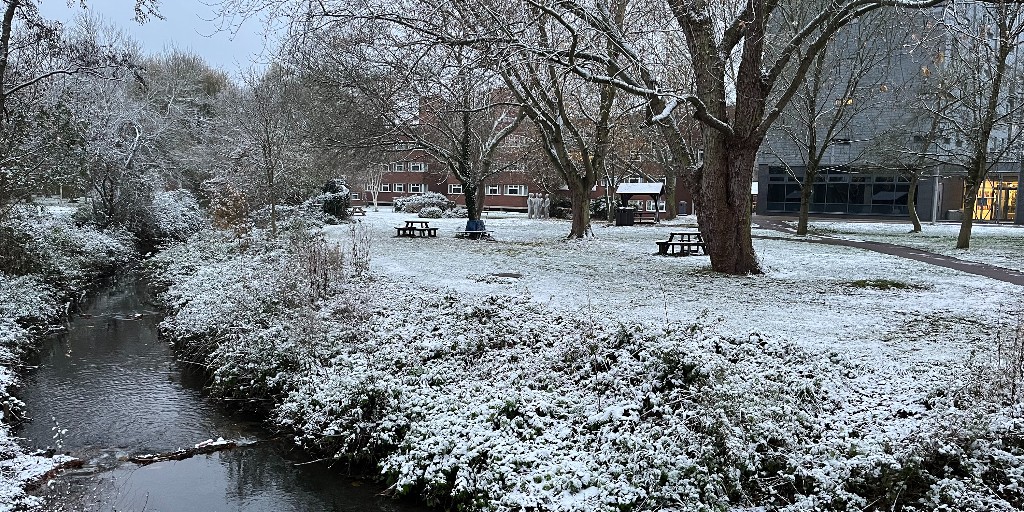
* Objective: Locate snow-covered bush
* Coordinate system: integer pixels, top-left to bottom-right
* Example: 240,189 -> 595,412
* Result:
318,178 -> 352,222
417,206 -> 443,219
394,192 -> 455,214
148,242 -> 1024,512
150,189 -> 207,243
149,225 -> 370,410
442,206 -> 469,218
0,207 -> 134,299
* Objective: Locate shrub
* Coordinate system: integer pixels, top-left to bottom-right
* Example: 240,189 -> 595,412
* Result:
394,192 -> 455,213
321,178 -> 351,221
443,206 -> 469,218
418,206 -> 443,218
151,189 -> 207,243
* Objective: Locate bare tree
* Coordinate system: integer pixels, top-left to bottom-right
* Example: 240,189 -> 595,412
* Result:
763,11 -> 912,235
235,64 -> 307,236
937,1 -> 1024,248
0,1 -> 160,221
286,15 -> 525,227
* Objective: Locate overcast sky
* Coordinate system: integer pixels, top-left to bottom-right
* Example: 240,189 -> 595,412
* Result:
37,1 -> 278,77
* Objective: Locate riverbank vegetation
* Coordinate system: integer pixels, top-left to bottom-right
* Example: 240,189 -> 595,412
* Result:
0,205 -> 135,510
147,214 -> 1024,512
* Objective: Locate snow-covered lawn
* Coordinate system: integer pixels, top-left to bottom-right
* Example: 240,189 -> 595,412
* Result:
766,219 -> 1024,273
152,213 -> 1024,511
337,211 -> 1017,376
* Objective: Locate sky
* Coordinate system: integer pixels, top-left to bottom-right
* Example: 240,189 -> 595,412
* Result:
37,1 -> 279,77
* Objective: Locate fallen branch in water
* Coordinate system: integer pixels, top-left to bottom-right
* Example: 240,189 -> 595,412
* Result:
124,438 -> 237,466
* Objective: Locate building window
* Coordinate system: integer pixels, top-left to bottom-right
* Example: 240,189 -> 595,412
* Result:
409,183 -> 424,193
506,184 -> 527,196
486,185 -> 501,195
351,192 -> 361,201
380,183 -> 390,192
449,184 -> 463,194
626,176 -> 643,183
393,183 -> 405,193
831,138 -> 852,145
409,162 -> 427,172
392,162 -> 405,172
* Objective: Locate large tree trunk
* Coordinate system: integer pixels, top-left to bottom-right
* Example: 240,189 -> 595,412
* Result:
907,174 -> 921,232
568,183 -> 592,238
464,181 -> 484,221
699,137 -> 760,274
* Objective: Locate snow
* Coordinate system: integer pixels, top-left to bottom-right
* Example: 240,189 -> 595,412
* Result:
148,211 -> 1024,511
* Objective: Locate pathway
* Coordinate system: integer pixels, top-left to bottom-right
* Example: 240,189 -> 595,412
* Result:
754,217 -> 1024,286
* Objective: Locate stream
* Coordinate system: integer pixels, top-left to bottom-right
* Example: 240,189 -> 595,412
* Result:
15,276 -> 423,512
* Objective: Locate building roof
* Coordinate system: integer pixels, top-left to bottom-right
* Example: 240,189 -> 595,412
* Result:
615,182 -> 664,195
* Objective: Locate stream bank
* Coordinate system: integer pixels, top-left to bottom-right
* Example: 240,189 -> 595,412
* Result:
15,275 -> 423,511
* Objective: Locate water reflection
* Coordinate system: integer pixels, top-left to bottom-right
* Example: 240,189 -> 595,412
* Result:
15,277 -> 422,512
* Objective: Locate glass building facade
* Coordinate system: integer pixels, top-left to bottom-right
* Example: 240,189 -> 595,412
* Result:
762,166 -> 913,215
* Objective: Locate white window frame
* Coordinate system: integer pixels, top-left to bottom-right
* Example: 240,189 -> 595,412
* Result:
408,183 -> 424,194
351,192 -> 361,201
449,184 -> 463,194
392,162 -> 405,172
393,183 -> 405,193
380,183 -> 390,192
486,185 -> 501,195
409,162 -> 427,172
505,184 -> 527,196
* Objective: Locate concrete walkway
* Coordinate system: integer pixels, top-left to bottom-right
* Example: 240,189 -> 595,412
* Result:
754,217 -> 1024,286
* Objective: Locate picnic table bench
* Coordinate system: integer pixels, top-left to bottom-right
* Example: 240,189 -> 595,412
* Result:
395,220 -> 437,238
656,231 -> 706,256
349,205 -> 366,216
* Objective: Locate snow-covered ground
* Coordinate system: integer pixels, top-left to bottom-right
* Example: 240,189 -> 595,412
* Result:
149,212 -> 1024,511
334,211 -> 1017,377
763,219 -> 1024,273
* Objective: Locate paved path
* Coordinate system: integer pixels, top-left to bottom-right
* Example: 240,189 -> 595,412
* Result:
754,217 -> 1024,286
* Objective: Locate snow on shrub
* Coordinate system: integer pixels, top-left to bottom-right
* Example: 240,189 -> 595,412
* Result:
150,189 -> 207,243
150,238 -> 1024,512
418,206 -> 443,219
443,206 -> 469,218
0,207 -> 133,302
150,224 -> 370,408
394,192 -> 455,214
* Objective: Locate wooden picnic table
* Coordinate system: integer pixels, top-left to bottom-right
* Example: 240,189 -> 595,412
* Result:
395,220 -> 437,238
349,205 -> 366,216
656,231 -> 706,256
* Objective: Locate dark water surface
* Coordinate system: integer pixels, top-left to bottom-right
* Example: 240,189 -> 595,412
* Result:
16,277 -> 421,512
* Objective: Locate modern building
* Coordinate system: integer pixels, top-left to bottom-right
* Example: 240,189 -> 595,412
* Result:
755,6 -> 1022,224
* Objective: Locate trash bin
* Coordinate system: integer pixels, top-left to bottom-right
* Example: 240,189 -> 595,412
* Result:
678,201 -> 688,216
615,206 -> 636,226
945,210 -> 962,221
466,219 -> 486,232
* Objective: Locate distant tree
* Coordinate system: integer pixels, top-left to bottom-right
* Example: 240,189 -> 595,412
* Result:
763,11 -> 911,235
0,0 -> 160,221
936,2 -> 1024,249
286,17 -> 525,226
